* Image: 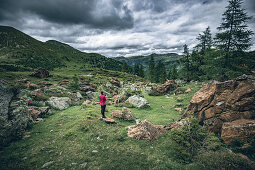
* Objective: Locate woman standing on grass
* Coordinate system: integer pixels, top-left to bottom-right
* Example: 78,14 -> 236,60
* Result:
99,91 -> 107,118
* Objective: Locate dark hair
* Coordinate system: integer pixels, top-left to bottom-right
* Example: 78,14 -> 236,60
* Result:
101,91 -> 104,94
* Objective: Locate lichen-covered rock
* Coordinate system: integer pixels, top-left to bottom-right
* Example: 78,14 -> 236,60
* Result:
128,120 -> 166,141
28,106 -> 52,120
126,95 -> 150,108
112,110 -> 123,118
47,97 -> 71,110
221,119 -> 255,144
0,82 -> 32,146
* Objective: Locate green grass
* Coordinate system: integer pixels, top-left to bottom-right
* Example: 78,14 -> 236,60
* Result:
0,83 -> 201,170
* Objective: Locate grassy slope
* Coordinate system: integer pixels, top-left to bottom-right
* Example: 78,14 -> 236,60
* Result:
0,83 -> 202,170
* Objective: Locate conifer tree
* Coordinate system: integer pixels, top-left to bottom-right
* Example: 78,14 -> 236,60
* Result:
138,65 -> 145,78
196,26 -> 212,52
182,44 -> 191,82
134,64 -> 140,75
148,56 -> 156,82
168,64 -> 178,80
215,0 -> 253,62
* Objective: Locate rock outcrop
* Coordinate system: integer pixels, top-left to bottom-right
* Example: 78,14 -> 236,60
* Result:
0,81 -> 32,146
47,97 -> 71,110
155,80 -> 177,94
128,120 -> 166,141
126,95 -> 150,108
182,75 -> 255,144
221,119 -> 255,144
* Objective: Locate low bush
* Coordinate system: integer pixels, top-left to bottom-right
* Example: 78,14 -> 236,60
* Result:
148,90 -> 162,96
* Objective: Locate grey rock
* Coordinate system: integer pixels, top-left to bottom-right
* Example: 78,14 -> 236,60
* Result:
47,97 -> 71,110
80,162 -> 88,168
86,91 -> 94,99
0,82 -> 32,146
41,161 -> 54,168
126,95 -> 150,108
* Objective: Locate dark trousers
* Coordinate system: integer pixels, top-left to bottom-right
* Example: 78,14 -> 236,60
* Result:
101,105 -> 106,118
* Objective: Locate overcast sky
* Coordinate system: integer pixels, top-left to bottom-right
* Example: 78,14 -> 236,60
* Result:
0,0 -> 254,57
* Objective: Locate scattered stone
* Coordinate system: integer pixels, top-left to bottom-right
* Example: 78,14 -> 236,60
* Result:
122,107 -> 134,120
41,161 -> 54,168
104,118 -> 116,124
221,119 -> 255,145
25,82 -> 40,90
76,92 -> 83,99
47,97 -> 71,110
185,88 -> 192,93
80,162 -> 88,168
136,119 -> 141,125
35,118 -> 43,123
86,91 -> 94,99
37,81 -> 53,87
174,89 -> 184,95
110,78 -> 120,87
126,95 -> 150,108
155,80 -> 177,94
92,150 -> 98,153
127,120 -> 166,141
112,110 -> 123,118
31,68 -> 50,78
82,100 -> 93,106
58,80 -> 70,86
175,108 -> 182,112
173,103 -> 183,107
164,120 -> 185,130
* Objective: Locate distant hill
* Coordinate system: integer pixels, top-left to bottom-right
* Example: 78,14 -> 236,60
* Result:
114,53 -> 183,71
0,26 -> 123,71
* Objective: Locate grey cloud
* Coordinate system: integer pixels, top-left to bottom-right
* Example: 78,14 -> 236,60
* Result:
0,0 -> 134,30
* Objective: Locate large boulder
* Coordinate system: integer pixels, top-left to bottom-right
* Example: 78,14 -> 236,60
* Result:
155,80 -> 177,94
128,120 -> 166,141
31,68 -> 50,78
126,95 -> 150,108
47,97 -> 71,110
0,81 -> 32,146
221,119 -> 255,144
112,107 -> 134,120
182,75 -> 255,143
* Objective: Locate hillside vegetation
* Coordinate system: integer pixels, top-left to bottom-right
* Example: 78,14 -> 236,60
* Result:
0,26 -> 124,72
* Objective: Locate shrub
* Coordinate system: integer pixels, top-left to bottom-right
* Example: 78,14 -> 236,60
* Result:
148,90 -> 162,96
68,74 -> 79,90
196,150 -> 252,170
168,118 -> 222,163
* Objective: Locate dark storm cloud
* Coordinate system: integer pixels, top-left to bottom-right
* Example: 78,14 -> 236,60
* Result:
0,0 -> 254,57
0,0 -> 134,30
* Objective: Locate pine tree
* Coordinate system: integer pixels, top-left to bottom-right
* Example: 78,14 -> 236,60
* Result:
168,64 -> 178,80
182,44 -> 191,82
121,62 -> 129,73
215,0 -> 253,62
134,64 -> 140,75
138,65 -> 145,78
196,26 -> 213,52
148,56 -> 156,82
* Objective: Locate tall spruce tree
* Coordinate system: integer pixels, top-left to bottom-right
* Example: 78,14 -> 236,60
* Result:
215,0 -> 253,62
134,64 -> 140,75
182,44 -> 191,82
156,61 -> 167,83
196,26 -> 212,52
168,64 -> 178,80
148,56 -> 156,82
138,65 -> 145,78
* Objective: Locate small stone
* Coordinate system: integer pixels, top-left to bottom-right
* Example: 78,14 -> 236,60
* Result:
92,150 -> 98,153
80,162 -> 88,168
175,108 -> 182,112
71,162 -> 77,165
104,118 -> 116,124
41,161 -> 54,168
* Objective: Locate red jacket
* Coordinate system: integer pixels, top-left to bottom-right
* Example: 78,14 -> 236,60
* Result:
99,94 -> 107,106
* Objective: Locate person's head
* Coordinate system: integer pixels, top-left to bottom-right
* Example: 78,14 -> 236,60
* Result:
101,91 -> 104,95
